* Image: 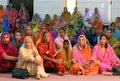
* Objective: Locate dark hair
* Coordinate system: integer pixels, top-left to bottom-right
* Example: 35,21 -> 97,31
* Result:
100,34 -> 108,48
14,31 -> 20,34
6,5 -> 9,8
106,28 -> 112,32
110,22 -> 116,27
68,25 -> 74,29
90,27 -> 96,34
43,31 -> 48,37
42,31 -> 48,42
59,27 -> 65,32
116,17 -> 120,21
63,39 -> 69,45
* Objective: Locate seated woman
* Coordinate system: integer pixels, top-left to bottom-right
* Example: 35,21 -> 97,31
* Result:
11,31 -> 23,51
91,16 -> 103,31
74,16 -> 85,33
55,16 -> 67,29
91,34 -> 120,73
88,27 -> 97,48
106,29 -> 120,58
1,15 -> 11,33
110,22 -> 120,40
12,22 -> 22,34
59,39 -> 73,71
61,7 -> 71,22
91,7 -> 102,22
66,24 -> 76,41
21,26 -> 37,45
37,31 -> 66,76
30,13 -> 41,33
0,32 -> 18,72
55,28 -> 68,49
70,7 -> 82,24
16,36 -> 48,79
70,35 -> 100,75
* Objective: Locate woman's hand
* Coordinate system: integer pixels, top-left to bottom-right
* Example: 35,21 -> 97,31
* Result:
83,64 -> 90,70
56,58 -> 63,64
28,59 -> 34,63
34,60 -> 43,66
116,60 -> 120,64
71,59 -> 77,64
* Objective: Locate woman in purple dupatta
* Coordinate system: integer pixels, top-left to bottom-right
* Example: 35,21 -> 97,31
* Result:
91,34 -> 120,73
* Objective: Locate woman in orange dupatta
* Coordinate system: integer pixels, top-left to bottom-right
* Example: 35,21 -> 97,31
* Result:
0,5 -> 4,19
37,31 -> 67,76
70,35 -> 100,75
21,26 -> 37,45
91,16 -> 103,34
91,16 -> 102,30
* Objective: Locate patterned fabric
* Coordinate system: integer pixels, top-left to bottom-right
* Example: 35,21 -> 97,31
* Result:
37,32 -> 66,73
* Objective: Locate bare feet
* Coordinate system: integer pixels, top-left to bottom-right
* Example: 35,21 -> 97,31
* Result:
58,71 -> 64,76
64,71 -> 69,75
36,75 -> 42,80
77,71 -> 82,75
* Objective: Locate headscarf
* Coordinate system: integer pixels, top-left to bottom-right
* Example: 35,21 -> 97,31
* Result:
0,32 -> 10,45
23,36 -> 36,52
77,35 -> 87,47
59,39 -> 72,69
34,13 -> 41,22
73,35 -> 91,64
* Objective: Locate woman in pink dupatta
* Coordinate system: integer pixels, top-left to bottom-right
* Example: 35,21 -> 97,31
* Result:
55,28 -> 68,49
91,34 -> 120,73
91,7 -> 102,22
0,32 -> 18,72
70,35 -> 100,75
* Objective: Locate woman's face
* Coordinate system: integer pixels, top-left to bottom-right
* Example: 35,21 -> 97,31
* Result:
44,33 -> 50,43
24,38 -> 32,49
53,14 -> 58,20
64,7 -> 67,12
45,14 -> 49,19
78,36 -> 85,46
74,7 -> 78,12
26,27 -> 32,35
94,8 -> 98,13
111,24 -> 115,30
2,34 -> 9,45
78,17 -> 82,22
100,36 -> 107,45
91,28 -> 96,34
15,23 -> 20,28
15,32 -> 21,40
63,42 -> 69,50
59,29 -> 65,37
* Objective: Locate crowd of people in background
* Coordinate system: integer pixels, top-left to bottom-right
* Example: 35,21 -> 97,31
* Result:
0,3 -> 120,79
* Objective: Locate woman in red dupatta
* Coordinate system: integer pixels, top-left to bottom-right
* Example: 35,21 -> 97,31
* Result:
0,32 -> 18,72
37,31 -> 66,76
